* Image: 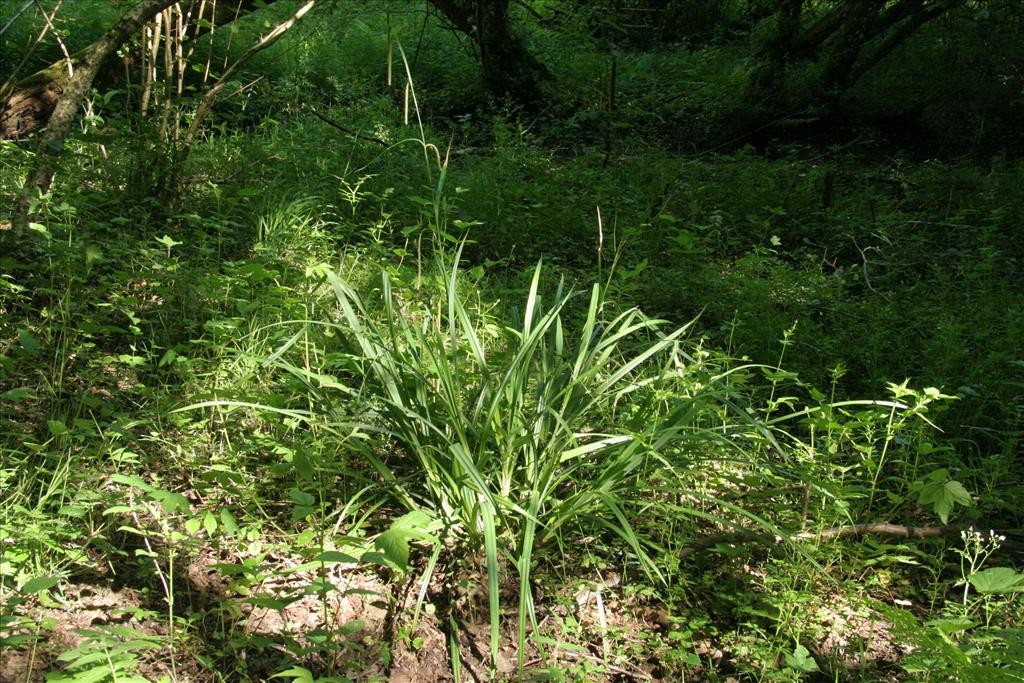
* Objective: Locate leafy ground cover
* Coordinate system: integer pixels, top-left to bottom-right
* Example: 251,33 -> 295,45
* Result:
1,2 -> 1022,681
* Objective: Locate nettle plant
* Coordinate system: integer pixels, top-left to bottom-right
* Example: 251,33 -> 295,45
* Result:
767,371 -> 968,526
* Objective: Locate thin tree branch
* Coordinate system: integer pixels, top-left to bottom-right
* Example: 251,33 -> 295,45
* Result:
306,106 -> 389,146
0,0 -> 64,101
181,0 -> 317,153
12,0 -> 179,231
792,0 -> 854,56
34,0 -> 74,78
0,0 -> 34,37
847,1 -> 958,86
165,0 -> 316,207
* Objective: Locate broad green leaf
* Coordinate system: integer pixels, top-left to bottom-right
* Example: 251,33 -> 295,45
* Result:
0,634 -> 39,647
944,480 -> 972,506
19,576 -> 60,594
388,509 -> 439,542
247,596 -> 299,610
916,474 -> 972,524
288,488 -> 317,520
926,616 -> 976,634
288,488 -> 316,507
969,567 -> 1024,594
220,509 -> 238,536
61,663 -> 119,683
85,244 -> 103,266
314,551 -> 359,565
392,509 -> 434,530
270,666 -> 315,683
361,551 -> 394,568
153,490 -> 191,514
374,530 -> 410,572
47,419 -> 68,437
929,479 -> 970,524
110,474 -> 150,491
292,449 -> 314,480
784,644 -> 820,672
303,578 -> 338,595
1,387 -> 35,401
155,234 -> 182,249
203,512 -> 218,535
27,222 -> 51,239
339,619 -> 367,635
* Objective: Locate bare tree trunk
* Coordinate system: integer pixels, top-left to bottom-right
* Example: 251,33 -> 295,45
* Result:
844,0 -> 959,88
1,0 -> 279,141
1,60 -> 73,140
11,0 -> 179,232
430,0 -> 551,108
745,0 -> 807,104
744,0 -> 962,118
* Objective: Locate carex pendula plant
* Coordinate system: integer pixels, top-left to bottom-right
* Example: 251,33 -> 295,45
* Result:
322,242 -> 738,671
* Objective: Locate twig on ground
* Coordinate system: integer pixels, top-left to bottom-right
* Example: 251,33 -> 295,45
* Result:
306,106 -> 389,147
680,523 -> 969,559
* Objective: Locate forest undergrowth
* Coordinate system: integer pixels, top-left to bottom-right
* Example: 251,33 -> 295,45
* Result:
1,2 -> 1023,682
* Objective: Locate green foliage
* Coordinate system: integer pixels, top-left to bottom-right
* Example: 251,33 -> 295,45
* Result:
913,469 -> 972,525
1,2 -> 1021,680
319,250 -> 707,668
46,626 -> 164,683
970,567 -> 1024,595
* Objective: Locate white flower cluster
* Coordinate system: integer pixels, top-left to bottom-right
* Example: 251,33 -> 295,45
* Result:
959,527 -> 1007,543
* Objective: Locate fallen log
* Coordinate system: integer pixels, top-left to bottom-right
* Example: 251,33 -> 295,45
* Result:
678,523 -> 1022,560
